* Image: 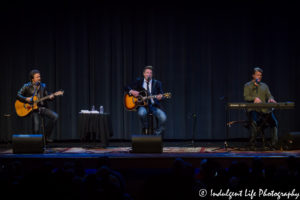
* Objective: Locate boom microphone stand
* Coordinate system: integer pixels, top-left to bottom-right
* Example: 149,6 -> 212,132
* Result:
211,96 -> 238,151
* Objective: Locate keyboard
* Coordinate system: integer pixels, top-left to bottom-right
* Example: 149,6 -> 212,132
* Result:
227,102 -> 295,109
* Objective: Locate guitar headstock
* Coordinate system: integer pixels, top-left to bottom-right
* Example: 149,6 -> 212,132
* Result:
163,93 -> 172,99
54,90 -> 64,96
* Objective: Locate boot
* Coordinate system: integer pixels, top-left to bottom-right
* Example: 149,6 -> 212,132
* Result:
249,122 -> 257,150
271,127 -> 279,149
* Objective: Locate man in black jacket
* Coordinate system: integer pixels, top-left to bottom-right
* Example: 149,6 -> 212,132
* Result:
124,66 -> 167,135
16,69 -> 58,142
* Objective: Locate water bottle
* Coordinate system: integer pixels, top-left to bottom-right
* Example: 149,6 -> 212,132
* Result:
99,105 -> 104,114
91,105 -> 95,111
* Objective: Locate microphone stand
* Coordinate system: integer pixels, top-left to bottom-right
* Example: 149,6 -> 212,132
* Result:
31,84 -> 38,103
32,82 -> 47,150
187,113 -> 198,147
191,113 -> 197,147
211,96 -> 235,152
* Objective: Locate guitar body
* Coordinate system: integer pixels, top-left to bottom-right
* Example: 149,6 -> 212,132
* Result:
15,96 -> 39,117
15,90 -> 64,117
124,90 -> 171,111
124,93 -> 147,111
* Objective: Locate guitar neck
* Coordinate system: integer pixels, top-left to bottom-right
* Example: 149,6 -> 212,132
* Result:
144,94 -> 161,100
35,91 -> 63,103
35,95 -> 52,103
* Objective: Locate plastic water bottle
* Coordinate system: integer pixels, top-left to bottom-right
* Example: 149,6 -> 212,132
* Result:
99,105 -> 104,114
91,105 -> 95,111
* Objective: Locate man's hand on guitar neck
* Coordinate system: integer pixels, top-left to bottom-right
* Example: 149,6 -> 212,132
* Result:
129,90 -> 139,97
156,94 -> 163,100
49,94 -> 55,99
26,97 -> 33,103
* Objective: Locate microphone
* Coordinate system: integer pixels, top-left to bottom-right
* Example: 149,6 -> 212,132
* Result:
255,78 -> 260,85
146,77 -> 151,82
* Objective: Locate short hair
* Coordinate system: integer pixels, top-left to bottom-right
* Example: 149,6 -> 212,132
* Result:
253,67 -> 263,74
29,69 -> 40,81
143,65 -> 153,73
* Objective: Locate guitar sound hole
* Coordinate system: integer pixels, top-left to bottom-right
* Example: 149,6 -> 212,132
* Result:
137,97 -> 142,102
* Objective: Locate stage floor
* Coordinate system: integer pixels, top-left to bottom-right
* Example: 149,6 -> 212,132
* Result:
2,141 -> 299,200
1,141 -> 299,159
1,141 -> 299,187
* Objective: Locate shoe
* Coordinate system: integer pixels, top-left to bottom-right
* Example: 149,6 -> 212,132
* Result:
270,145 -> 280,151
154,129 -> 163,136
142,128 -> 149,135
46,138 -> 53,143
249,145 -> 256,151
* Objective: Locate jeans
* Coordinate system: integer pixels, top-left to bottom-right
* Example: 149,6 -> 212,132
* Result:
137,106 -> 167,134
32,107 -> 58,138
248,111 -> 278,146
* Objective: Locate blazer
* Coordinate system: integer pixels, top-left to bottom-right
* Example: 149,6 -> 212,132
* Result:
124,78 -> 164,107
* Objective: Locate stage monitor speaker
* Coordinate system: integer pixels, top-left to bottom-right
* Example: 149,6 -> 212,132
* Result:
131,135 -> 162,153
12,134 -> 44,154
281,132 -> 300,150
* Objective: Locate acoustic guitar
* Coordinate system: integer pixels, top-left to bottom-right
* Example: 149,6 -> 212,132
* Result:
15,90 -> 64,117
124,91 -> 171,111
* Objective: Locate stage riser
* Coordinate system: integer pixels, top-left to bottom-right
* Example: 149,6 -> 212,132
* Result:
0,156 -> 297,200
0,156 -> 296,170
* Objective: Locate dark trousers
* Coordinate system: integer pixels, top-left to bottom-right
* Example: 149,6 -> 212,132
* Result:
32,107 -> 58,138
248,111 -> 278,146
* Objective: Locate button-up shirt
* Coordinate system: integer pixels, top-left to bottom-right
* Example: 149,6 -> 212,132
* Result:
143,79 -> 154,104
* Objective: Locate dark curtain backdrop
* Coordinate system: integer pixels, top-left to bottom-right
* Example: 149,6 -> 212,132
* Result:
0,1 -> 299,141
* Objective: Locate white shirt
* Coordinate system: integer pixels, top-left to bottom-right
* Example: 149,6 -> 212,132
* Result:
143,79 -> 152,94
143,79 -> 154,104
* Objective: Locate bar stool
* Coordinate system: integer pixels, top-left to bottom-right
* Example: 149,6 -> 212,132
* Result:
144,112 -> 158,135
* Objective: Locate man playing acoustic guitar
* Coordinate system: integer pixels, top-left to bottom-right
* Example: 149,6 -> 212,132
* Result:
124,66 -> 167,135
16,69 -> 59,143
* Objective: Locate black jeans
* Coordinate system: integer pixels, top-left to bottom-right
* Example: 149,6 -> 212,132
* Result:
248,111 -> 278,146
32,107 -> 58,138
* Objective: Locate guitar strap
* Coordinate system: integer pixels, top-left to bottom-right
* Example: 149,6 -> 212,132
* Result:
37,85 -> 42,99
31,85 -> 38,102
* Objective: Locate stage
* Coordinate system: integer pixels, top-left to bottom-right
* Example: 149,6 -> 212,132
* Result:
1,140 -> 299,169
1,140 -> 299,199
